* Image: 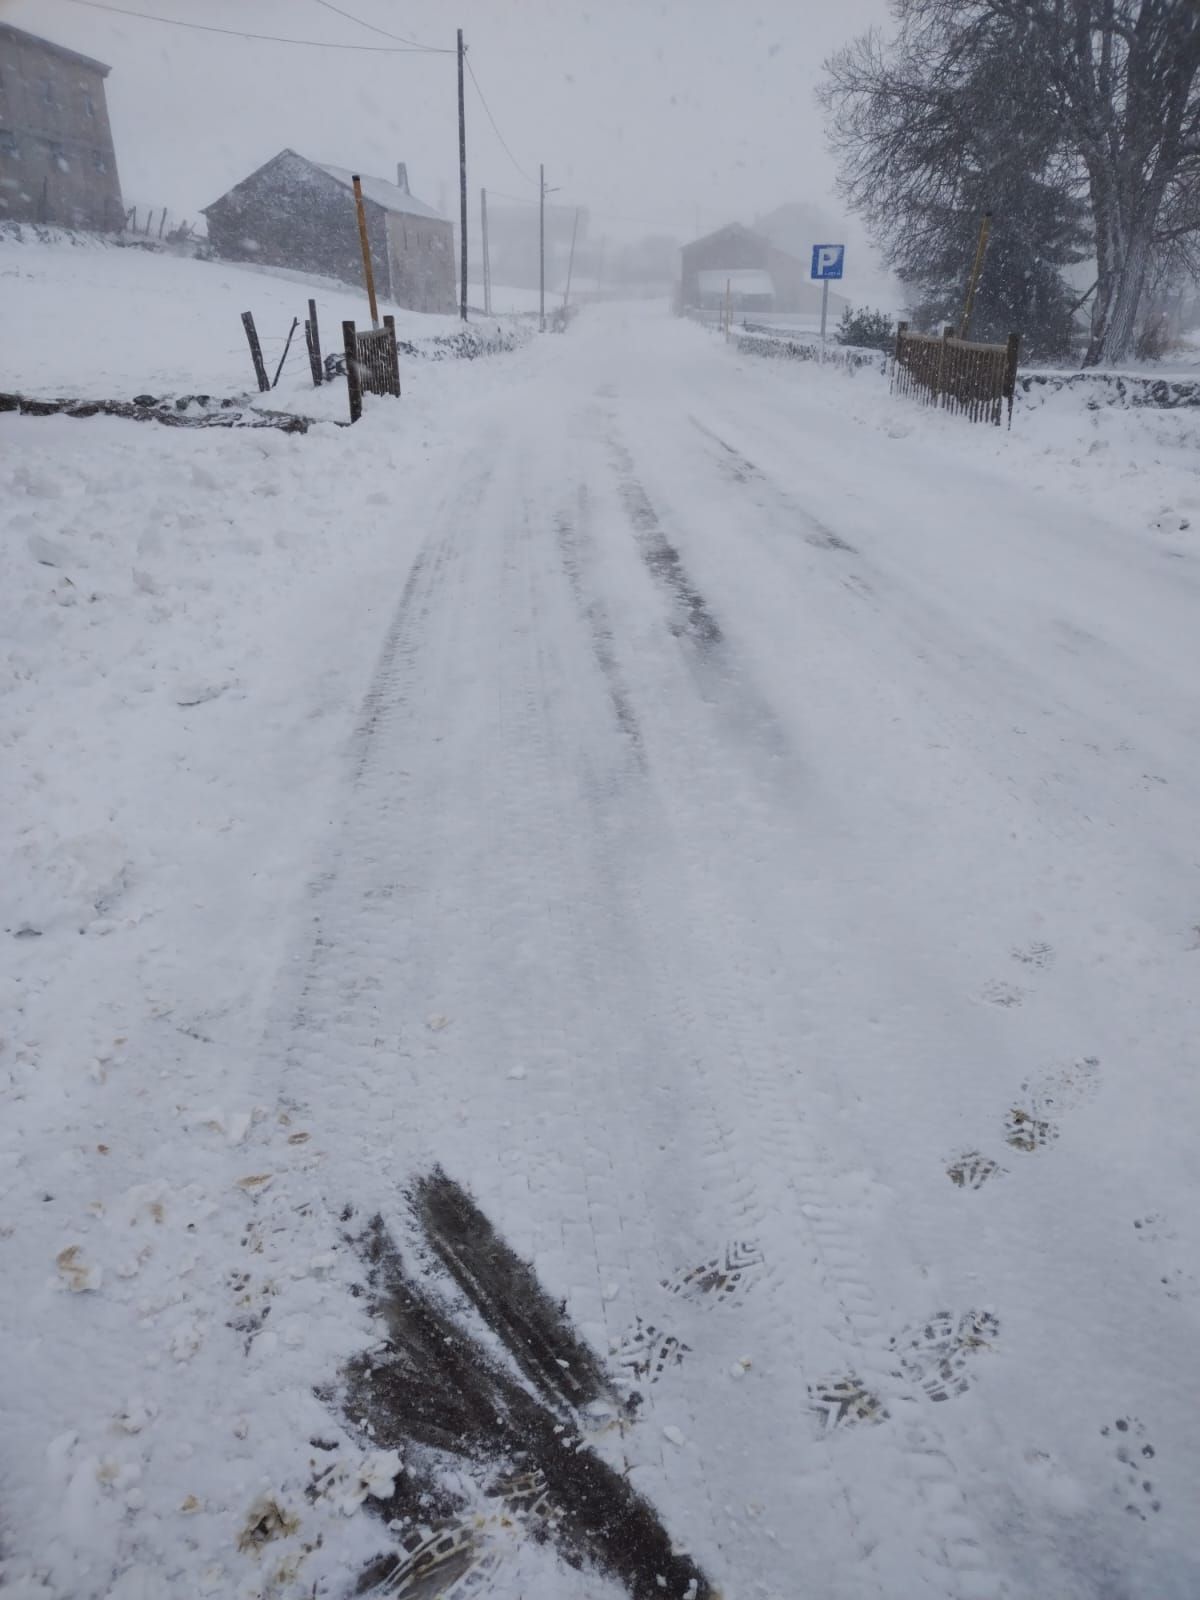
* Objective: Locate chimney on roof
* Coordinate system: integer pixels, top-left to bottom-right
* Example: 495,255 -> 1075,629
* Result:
396,162 -> 410,194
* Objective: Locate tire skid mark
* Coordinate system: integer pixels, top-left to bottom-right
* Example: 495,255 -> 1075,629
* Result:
339,1172 -> 714,1600
608,435 -> 723,651
484,470 -> 733,1583
530,455 -> 845,1596
580,447 -> 1009,1593
553,483 -> 646,767
687,414 -> 859,555
607,430 -> 808,802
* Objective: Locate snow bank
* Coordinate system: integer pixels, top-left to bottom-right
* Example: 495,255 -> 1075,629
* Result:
723,326 -> 1200,546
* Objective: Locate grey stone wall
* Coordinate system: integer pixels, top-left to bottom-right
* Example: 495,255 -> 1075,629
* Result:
0,28 -> 123,229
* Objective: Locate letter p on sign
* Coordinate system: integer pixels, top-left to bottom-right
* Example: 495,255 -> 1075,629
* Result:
811,244 -> 845,280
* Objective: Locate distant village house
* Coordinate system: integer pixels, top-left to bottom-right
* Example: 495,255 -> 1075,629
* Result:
0,22 -> 123,230
680,222 -> 848,319
203,150 -> 456,316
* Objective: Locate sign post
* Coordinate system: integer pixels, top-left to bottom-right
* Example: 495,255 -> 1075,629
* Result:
810,244 -> 845,362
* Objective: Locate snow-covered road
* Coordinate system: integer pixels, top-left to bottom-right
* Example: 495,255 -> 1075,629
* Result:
3,304 -> 1198,1600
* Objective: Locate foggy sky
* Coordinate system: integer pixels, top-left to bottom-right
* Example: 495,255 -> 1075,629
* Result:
2,0 -> 894,300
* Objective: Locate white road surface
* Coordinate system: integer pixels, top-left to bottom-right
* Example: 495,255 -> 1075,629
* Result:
2,303 -> 1198,1600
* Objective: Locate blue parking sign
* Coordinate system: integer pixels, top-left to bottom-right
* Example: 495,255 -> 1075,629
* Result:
811,244 -> 845,280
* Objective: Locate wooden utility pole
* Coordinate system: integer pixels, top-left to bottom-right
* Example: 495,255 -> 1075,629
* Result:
562,206 -> 580,313
480,186 -> 492,315
457,28 -> 468,322
351,175 -> 380,329
539,163 -> 546,332
960,211 -> 992,340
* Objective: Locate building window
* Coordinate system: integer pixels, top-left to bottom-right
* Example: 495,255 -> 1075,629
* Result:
92,150 -> 108,174
0,129 -> 19,159
83,92 -> 96,120
41,79 -> 56,107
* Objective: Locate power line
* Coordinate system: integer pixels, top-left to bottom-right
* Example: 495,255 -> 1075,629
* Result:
489,187 -> 709,233
306,0 -> 434,50
57,0 -> 453,52
464,53 -> 537,187
489,189 -> 539,207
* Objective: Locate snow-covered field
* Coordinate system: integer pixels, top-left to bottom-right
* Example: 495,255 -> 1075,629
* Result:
2,265 -> 1200,1600
0,230 -> 518,404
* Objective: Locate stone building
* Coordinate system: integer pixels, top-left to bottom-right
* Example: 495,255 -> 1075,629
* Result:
679,222 -> 848,318
203,150 -> 456,315
0,22 -> 123,230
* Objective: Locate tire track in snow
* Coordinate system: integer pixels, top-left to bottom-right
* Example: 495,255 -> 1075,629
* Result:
545,472 -> 845,1597
544,451 -> 890,1599
605,427 -> 810,807
596,426 -> 1012,1600
673,398 -> 1196,1598
688,414 -> 860,555
553,483 -> 645,769
248,434 -> 737,1593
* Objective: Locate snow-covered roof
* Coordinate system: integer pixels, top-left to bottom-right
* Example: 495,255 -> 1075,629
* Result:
697,268 -> 775,298
316,164 -> 446,223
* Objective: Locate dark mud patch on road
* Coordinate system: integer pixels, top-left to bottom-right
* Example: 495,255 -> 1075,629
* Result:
335,1169 -> 714,1600
688,417 -> 858,555
610,439 -> 723,651
412,1168 -> 617,1413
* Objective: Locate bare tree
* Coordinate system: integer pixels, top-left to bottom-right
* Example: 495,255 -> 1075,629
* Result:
822,11 -> 1088,355
823,0 -> 1200,365
979,0 -> 1200,363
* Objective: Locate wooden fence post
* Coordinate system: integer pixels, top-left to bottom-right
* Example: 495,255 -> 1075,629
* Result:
382,314 -> 401,397
305,299 -> 323,386
892,320 -> 907,394
241,311 -> 270,393
271,316 -> 299,388
934,326 -> 952,407
1002,332 -> 1021,428
343,319 -> 362,423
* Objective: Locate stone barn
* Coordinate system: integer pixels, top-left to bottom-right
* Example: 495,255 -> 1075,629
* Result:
0,22 -> 123,230
203,150 -> 455,315
680,222 -> 848,319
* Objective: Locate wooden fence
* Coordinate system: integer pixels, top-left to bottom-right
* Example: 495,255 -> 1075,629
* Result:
342,316 -> 401,423
892,324 -> 1020,427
